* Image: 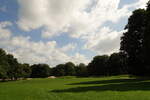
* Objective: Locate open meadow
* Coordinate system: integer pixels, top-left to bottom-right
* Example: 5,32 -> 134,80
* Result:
1,75 -> 150,100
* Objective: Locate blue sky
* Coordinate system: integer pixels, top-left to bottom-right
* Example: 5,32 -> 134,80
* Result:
0,0 -> 148,66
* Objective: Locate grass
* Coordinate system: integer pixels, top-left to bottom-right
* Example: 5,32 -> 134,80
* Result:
1,75 -> 150,100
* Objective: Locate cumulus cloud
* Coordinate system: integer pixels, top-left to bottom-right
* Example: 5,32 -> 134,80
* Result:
16,0 -> 149,55
17,0 -> 131,38
84,27 -> 126,54
61,43 -> 77,52
1,36 -> 89,66
18,0 -> 148,37
17,0 -> 90,37
131,0 -> 149,9
0,21 -> 12,39
0,21 -> 89,66
71,53 -> 89,64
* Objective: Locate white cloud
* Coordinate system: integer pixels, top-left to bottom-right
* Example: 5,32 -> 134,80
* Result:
0,21 -> 89,66
71,53 -> 89,64
3,37 -> 89,66
0,21 -> 12,39
61,43 -> 77,52
17,0 -> 91,36
131,0 -> 148,9
17,0 -> 132,38
84,27 -> 127,54
16,0 -> 149,55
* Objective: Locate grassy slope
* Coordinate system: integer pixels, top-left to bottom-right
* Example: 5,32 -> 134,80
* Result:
0,75 -> 150,100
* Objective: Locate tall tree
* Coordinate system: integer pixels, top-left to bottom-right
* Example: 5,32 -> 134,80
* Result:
120,9 -> 146,76
144,1 -> 150,73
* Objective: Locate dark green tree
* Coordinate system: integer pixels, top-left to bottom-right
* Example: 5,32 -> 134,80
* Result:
6,54 -> 21,80
87,55 -> 109,76
30,64 -> 50,78
108,52 -> 128,75
0,49 -> 9,80
0,65 -> 7,80
20,63 -> 31,78
120,9 -> 146,76
52,64 -> 65,76
75,63 -> 88,77
144,1 -> 150,73
0,48 -> 27,80
64,62 -> 76,76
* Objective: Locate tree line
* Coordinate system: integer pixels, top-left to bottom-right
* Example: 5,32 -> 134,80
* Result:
0,48 -> 127,81
0,1 -> 150,81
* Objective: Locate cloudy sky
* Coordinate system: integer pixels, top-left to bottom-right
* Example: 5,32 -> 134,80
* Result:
0,0 -> 149,66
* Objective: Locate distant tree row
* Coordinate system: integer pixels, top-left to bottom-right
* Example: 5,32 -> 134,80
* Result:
52,62 -> 88,77
47,53 -> 128,77
0,48 -> 127,80
0,48 -> 128,81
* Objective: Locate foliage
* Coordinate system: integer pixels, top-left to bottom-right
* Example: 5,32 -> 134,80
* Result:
120,1 -> 150,76
0,49 -> 9,80
30,64 -> 51,78
64,62 -> 76,76
87,55 -> 109,76
6,54 -> 22,80
52,62 -> 76,76
108,52 -> 128,75
75,63 -> 88,77
52,64 -> 66,76
120,9 -> 147,76
20,63 -> 31,78
143,1 -> 150,73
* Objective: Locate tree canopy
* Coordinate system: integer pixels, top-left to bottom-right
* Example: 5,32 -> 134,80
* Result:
120,1 -> 150,76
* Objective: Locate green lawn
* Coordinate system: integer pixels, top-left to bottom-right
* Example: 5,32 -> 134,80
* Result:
1,75 -> 150,100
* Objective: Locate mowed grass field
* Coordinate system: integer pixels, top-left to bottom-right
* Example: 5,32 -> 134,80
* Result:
1,75 -> 150,100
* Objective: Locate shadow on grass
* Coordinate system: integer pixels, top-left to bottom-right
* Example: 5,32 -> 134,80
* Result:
51,79 -> 150,93
68,79 -> 144,85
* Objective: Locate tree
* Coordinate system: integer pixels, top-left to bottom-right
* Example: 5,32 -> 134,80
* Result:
75,63 -> 88,77
20,63 -> 31,78
52,64 -> 65,76
108,52 -> 128,75
52,62 -> 76,76
0,49 -> 9,80
0,48 -> 30,81
30,64 -> 50,78
143,1 -> 150,73
87,55 -> 109,76
120,9 -> 146,76
0,65 -> 8,80
64,62 -> 76,76
6,54 -> 21,80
